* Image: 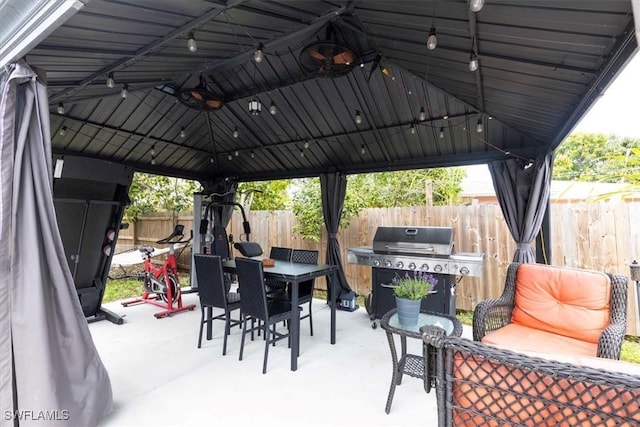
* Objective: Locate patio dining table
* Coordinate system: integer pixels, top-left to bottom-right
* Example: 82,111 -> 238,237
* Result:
222,258 -> 339,371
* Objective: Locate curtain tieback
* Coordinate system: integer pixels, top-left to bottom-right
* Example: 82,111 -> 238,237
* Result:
516,243 -> 531,251
329,233 -> 338,238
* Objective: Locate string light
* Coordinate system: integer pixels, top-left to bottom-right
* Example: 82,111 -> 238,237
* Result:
180,127 -> 186,138
59,126 -> 67,136
210,157 -> 214,164
250,151 -> 255,159
476,118 -> 484,133
469,0 -> 485,13
439,127 -> 445,138
57,102 -> 65,114
419,107 -> 426,122
269,101 -> 277,115
228,154 -> 233,160
427,27 -> 437,50
234,150 -> 239,157
150,145 -> 156,156
304,141 -> 310,149
106,72 -> 115,88
299,148 -> 305,157
360,144 -> 365,154
233,128 -> 239,138
121,84 -> 128,99
355,110 -> 362,125
469,52 -> 478,72
411,123 -> 416,134
254,44 -> 264,63
187,32 -> 197,52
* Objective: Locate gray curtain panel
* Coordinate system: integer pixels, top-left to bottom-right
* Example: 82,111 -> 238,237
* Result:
320,172 -> 352,298
488,153 -> 553,263
0,60 -> 112,426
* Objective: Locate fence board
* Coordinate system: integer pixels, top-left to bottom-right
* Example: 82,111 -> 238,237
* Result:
121,202 -> 640,335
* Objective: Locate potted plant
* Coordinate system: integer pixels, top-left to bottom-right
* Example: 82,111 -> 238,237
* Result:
393,271 -> 437,326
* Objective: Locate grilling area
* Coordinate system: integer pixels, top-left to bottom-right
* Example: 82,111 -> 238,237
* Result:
347,226 -> 483,326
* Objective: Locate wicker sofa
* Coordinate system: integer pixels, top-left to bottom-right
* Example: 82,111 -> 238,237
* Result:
473,263 -> 628,359
421,326 -> 640,427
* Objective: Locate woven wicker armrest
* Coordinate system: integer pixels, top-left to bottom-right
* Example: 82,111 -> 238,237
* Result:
472,298 -> 514,341
598,322 -> 627,359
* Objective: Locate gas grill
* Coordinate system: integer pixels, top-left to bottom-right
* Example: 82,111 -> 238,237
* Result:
347,226 -> 483,326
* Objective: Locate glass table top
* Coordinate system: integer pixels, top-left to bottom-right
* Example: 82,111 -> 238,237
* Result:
387,312 -> 455,335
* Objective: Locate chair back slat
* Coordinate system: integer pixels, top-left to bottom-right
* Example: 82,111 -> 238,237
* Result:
194,254 -> 227,308
291,249 -> 319,297
235,257 -> 268,320
269,246 -> 292,261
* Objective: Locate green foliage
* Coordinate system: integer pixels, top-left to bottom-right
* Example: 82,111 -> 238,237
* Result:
238,180 -> 291,210
290,168 -> 466,241
124,173 -> 202,221
103,278 -> 142,303
392,271 -> 437,300
554,133 -> 640,183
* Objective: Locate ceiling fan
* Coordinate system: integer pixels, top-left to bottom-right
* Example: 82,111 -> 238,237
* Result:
299,24 -> 357,77
178,75 -> 224,111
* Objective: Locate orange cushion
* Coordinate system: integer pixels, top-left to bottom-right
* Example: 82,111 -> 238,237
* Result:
511,264 -> 610,344
481,323 -> 597,357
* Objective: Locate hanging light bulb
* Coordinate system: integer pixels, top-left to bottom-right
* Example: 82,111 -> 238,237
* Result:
304,141 -> 310,149
254,44 -> 264,63
300,149 -> 305,158
150,145 -> 156,156
59,126 -> 67,136
419,107 -> 426,122
228,154 -> 233,161
180,127 -> 186,138
121,84 -> 128,99
427,27 -> 437,50
469,52 -> 479,72
210,157 -> 215,164
269,101 -> 277,115
232,128 -> 239,138
151,156 -> 156,165
234,150 -> 239,157
411,123 -> 416,134
250,151 -> 255,159
355,110 -> 362,125
106,72 -> 115,88
360,144 -> 365,154
439,127 -> 445,138
187,32 -> 197,52
57,102 -> 65,115
469,0 -> 485,13
476,118 -> 484,133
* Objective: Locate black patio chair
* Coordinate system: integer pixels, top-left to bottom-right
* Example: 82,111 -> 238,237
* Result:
264,246 -> 292,298
193,254 -> 242,355
289,249 -> 319,336
235,257 -> 299,374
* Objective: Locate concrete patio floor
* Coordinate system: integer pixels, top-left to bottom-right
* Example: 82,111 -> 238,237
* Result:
89,293 -> 471,427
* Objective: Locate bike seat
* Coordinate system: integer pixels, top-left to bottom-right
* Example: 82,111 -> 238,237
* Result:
138,245 -> 154,254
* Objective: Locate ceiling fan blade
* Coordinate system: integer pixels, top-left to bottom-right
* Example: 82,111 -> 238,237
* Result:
309,49 -> 327,61
333,51 -> 355,65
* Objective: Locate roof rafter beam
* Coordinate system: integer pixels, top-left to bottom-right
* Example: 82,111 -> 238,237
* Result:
50,0 -> 249,103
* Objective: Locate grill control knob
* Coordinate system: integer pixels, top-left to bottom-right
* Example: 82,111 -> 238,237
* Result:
408,262 -> 416,270
460,267 -> 470,276
384,260 -> 392,268
434,264 -> 443,273
421,264 -> 429,271
396,261 -> 404,269
372,259 -> 380,267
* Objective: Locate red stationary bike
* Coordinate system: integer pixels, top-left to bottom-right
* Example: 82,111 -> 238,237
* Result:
122,224 -> 196,318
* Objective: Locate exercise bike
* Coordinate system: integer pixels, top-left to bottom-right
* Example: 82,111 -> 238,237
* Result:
122,224 -> 196,318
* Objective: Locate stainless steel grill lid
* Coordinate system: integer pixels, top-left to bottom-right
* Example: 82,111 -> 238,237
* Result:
372,226 -> 453,256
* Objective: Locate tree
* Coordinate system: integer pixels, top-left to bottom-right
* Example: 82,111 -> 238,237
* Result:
553,133 -> 640,183
237,180 -> 291,210
291,168 -> 466,241
124,173 -> 202,222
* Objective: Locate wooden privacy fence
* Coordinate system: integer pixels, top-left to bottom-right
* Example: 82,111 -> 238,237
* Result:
117,203 -> 640,336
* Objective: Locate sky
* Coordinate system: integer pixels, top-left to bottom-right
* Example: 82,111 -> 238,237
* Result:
572,52 -> 640,138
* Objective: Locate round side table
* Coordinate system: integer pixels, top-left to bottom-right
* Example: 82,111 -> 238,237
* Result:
380,308 -> 462,414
